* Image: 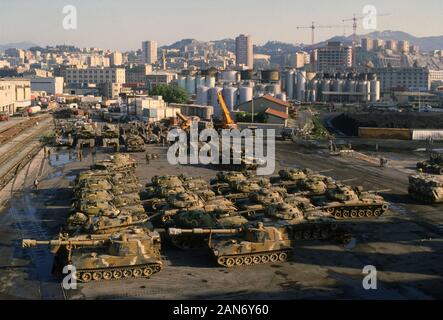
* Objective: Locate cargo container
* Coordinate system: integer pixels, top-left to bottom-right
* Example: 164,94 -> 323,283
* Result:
358,127 -> 412,140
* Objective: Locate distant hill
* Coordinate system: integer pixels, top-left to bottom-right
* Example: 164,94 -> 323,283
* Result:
0,42 -> 39,51
317,31 -> 443,52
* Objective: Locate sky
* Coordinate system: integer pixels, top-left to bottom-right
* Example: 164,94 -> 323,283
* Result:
0,0 -> 442,51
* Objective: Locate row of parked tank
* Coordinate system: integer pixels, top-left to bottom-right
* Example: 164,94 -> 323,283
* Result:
22,154 -> 390,283
23,154 -> 164,283
54,119 -> 167,152
408,152 -> 443,204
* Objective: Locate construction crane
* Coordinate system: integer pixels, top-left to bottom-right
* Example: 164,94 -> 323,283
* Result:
342,13 -> 390,66
296,22 -> 347,45
176,112 -> 192,131
217,91 -> 237,130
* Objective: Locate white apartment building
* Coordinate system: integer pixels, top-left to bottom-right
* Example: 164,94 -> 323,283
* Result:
376,67 -> 431,92
429,70 -> 443,83
64,67 -> 126,85
0,79 -> 31,114
30,77 -> 64,95
142,41 -> 158,64
235,34 -> 253,70
109,51 -> 123,66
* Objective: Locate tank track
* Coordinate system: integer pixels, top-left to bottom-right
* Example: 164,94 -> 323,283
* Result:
408,189 -> 440,204
215,250 -> 292,268
291,223 -> 340,240
324,204 -> 389,219
75,263 -> 162,283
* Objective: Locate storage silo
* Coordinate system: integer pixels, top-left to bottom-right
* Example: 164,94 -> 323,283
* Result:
196,75 -> 206,88
221,71 -> 237,82
261,70 -> 280,83
370,80 -> 380,103
276,93 -> 287,101
222,87 -> 238,111
239,86 -> 253,104
209,87 -> 223,119
178,76 -> 186,90
296,71 -> 306,102
285,70 -> 295,100
186,76 -> 196,95
196,86 -> 209,106
205,76 -> 216,88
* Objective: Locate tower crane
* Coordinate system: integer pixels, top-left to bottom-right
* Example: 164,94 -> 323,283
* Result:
342,13 -> 391,66
296,22 -> 347,45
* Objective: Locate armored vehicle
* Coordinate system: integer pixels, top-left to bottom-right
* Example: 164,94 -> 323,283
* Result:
265,202 -> 343,241
71,200 -> 121,217
409,174 -> 443,204
101,123 -> 119,139
93,154 -> 137,172
314,185 -> 390,219
125,134 -> 145,152
417,152 -> 443,175
75,123 -> 96,140
236,188 -> 287,218
210,171 -> 247,195
224,177 -> 272,203
22,227 -> 162,282
169,223 -> 294,267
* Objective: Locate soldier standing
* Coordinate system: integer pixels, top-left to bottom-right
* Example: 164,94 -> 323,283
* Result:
145,153 -> 150,165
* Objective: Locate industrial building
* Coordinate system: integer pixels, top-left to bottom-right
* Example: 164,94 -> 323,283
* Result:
376,67 -> 431,93
0,78 -> 32,114
64,67 -> 126,85
30,77 -> 64,95
134,96 -> 180,123
237,95 -> 289,123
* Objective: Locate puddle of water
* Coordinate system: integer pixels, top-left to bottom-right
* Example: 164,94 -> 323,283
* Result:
344,237 -> 358,250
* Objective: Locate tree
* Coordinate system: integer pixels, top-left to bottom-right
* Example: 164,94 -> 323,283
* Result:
149,85 -> 189,104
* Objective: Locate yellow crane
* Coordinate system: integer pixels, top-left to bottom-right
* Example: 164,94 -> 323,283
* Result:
176,112 -> 192,131
217,91 -> 237,130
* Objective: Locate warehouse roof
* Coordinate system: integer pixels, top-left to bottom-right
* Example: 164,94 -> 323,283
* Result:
262,95 -> 291,108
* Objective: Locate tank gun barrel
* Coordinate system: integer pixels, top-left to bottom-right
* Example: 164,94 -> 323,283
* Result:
168,228 -> 241,236
22,239 -> 105,248
366,189 -> 391,194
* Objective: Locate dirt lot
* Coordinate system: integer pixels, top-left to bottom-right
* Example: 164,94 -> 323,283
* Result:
0,139 -> 442,300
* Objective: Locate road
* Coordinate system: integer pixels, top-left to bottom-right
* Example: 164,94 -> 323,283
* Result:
0,139 -> 441,299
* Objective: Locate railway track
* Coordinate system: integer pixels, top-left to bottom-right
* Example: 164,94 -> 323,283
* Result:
0,118 -> 53,191
0,115 -> 50,145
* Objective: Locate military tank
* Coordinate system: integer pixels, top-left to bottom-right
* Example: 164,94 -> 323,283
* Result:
101,123 -> 119,139
22,227 -> 162,282
264,202 -> 344,241
313,185 -> 390,219
409,174 -> 443,204
417,152 -> 443,175
224,177 -> 272,203
75,123 -> 96,140
210,171 -> 247,195
71,200 -> 121,217
270,169 -> 310,191
236,188 -> 287,218
169,222 -> 294,267
125,134 -> 145,153
93,154 -> 137,172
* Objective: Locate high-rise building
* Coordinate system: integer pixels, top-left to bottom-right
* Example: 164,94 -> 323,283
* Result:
316,42 -> 353,72
142,41 -> 158,64
386,40 -> 398,52
361,38 -> 374,51
235,34 -> 253,70
109,51 -> 123,66
399,41 -> 410,54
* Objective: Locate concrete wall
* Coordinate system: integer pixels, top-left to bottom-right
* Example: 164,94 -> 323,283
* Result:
358,127 -> 412,140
